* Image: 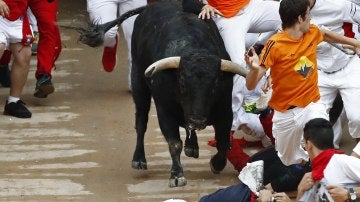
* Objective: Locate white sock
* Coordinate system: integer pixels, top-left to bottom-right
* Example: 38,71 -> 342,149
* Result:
7,96 -> 20,103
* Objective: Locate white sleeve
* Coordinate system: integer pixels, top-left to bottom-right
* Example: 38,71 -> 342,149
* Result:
339,155 -> 360,182
343,0 -> 360,25
354,142 -> 360,156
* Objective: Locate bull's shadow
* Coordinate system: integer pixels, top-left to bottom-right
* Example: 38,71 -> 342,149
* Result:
130,2 -> 247,187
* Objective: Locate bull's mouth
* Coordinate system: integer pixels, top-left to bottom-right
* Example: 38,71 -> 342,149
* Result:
185,117 -> 207,131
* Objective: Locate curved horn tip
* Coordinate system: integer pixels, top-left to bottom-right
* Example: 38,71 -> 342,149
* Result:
220,59 -> 249,77
144,66 -> 155,77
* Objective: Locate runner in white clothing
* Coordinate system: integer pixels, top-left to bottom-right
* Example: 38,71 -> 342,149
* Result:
296,118 -> 360,202
310,0 -> 360,143
87,0 -> 147,90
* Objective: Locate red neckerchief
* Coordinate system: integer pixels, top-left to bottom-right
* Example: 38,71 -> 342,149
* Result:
311,149 -> 344,181
250,192 -> 257,202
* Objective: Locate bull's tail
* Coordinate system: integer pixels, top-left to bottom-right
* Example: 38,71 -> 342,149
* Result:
101,6 -> 147,33
62,5 -> 147,47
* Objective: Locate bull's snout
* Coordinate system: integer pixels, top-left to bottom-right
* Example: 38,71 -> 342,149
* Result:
186,116 -> 207,131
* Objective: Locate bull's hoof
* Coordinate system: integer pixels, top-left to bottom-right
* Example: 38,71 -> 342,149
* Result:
184,146 -> 199,158
209,155 -> 226,174
169,176 -> 187,187
209,161 -> 220,174
131,160 -> 147,170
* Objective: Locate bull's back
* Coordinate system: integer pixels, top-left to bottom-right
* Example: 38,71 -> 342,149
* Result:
131,2 -> 228,70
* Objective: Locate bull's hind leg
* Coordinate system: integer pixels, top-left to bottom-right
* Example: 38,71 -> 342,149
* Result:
131,72 -> 151,170
184,130 -> 199,158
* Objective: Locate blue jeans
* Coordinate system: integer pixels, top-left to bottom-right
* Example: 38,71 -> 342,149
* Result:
199,182 -> 251,202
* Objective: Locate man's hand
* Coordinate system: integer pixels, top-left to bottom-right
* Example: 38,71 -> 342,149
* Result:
354,44 -> 360,57
261,76 -> 272,93
327,185 -> 349,202
297,172 -> 315,199
198,4 -> 223,19
0,0 -> 9,17
245,47 -> 261,71
258,189 -> 273,202
258,190 -> 291,202
273,192 -> 292,202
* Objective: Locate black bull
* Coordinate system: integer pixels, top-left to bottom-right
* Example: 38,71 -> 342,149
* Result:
130,2 -> 248,187
69,0 -> 346,188
70,1 -> 248,187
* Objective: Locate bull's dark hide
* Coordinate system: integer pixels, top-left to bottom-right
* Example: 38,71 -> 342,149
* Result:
130,2 -> 235,187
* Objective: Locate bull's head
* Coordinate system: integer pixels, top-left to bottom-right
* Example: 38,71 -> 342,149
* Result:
145,54 -> 248,131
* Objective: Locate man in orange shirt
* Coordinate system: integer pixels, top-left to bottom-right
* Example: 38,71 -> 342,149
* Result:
183,0 -> 281,171
245,0 -> 360,166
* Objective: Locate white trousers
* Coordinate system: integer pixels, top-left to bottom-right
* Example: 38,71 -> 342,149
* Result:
332,109 -> 347,149
87,0 -> 147,87
272,102 -> 328,166
318,55 -> 360,139
212,0 -> 281,67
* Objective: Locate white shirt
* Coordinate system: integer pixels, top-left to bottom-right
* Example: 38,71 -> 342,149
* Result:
324,154 -> 360,184
300,154 -> 360,201
311,0 -> 360,72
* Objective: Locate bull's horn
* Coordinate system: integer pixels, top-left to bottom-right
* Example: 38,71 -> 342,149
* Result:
221,59 -> 249,77
145,56 -> 181,77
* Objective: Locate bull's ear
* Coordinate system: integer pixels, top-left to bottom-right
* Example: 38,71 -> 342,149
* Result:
145,56 -> 181,77
220,59 -> 249,77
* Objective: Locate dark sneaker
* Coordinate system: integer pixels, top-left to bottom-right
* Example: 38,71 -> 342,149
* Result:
31,31 -> 39,55
34,74 -> 54,98
4,100 -> 32,118
0,64 -> 11,87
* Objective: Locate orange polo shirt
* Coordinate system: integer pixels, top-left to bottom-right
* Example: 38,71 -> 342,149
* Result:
207,0 -> 250,18
259,24 -> 324,112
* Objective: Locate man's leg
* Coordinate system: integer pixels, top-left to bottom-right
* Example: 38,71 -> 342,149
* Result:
339,56 -> 360,141
4,43 -> 32,118
118,0 -> 147,91
272,108 -> 309,166
29,0 -> 61,98
87,0 -> 119,72
0,50 -> 12,87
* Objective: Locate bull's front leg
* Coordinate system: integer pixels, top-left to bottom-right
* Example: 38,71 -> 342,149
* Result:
156,114 -> 186,187
210,112 -> 232,173
209,129 -> 229,174
168,140 -> 186,187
